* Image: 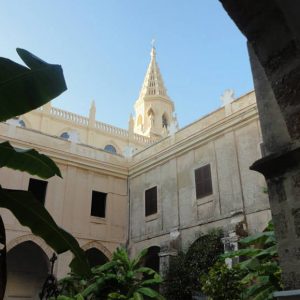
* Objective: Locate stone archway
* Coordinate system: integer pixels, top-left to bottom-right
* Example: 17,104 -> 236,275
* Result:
144,246 -> 160,273
6,234 -> 53,258
82,241 -> 113,261
85,248 -> 109,268
5,241 -> 50,300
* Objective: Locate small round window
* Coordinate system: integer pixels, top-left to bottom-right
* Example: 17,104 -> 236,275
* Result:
104,144 -> 117,154
60,132 -> 70,140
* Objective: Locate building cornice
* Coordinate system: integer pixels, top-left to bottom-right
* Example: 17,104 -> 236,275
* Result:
0,123 -> 129,179
128,102 -> 259,178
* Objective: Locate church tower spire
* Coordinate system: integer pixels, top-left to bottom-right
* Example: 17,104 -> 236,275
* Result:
138,45 -> 169,100
134,44 -> 177,138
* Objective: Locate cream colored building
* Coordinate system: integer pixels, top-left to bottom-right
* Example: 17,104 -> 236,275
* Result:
0,47 -> 270,299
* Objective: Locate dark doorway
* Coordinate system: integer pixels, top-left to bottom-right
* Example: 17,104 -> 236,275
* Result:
85,247 -> 109,268
5,241 -> 49,300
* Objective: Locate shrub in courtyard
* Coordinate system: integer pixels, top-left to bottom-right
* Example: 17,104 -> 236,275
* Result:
58,247 -> 165,300
164,229 -> 223,300
222,221 -> 282,300
200,262 -> 244,300
201,221 -> 282,300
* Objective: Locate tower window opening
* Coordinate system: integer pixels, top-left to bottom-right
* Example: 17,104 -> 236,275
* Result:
162,113 -> 168,128
137,115 -> 143,127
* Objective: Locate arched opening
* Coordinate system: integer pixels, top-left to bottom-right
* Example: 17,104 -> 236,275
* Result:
60,132 -> 70,140
7,117 -> 26,128
144,246 -> 160,273
148,109 -> 155,126
104,144 -> 117,154
18,119 -> 26,128
5,241 -> 49,300
143,246 -> 160,292
162,113 -> 169,128
137,115 -> 143,126
147,108 -> 155,117
85,247 -> 109,268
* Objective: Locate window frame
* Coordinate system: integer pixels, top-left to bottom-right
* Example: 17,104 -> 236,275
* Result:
144,186 -> 158,218
90,190 -> 107,219
194,164 -> 213,200
28,178 -> 48,205
104,144 -> 117,154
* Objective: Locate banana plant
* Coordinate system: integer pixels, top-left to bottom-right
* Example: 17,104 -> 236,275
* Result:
0,49 -> 91,298
58,247 -> 165,300
221,221 -> 282,300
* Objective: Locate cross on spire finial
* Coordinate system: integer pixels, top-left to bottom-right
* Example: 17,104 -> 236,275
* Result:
151,38 -> 155,48
150,38 -> 156,58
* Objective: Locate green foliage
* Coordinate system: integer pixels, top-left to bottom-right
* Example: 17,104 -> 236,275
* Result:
200,262 -> 244,300
59,247 -> 165,300
0,141 -> 61,178
201,221 -> 282,300
0,48 -> 66,121
163,252 -> 191,299
221,221 -> 282,300
164,230 -> 223,300
0,47 -> 91,297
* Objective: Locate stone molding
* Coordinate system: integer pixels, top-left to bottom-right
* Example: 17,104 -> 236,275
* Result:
81,240 -> 113,260
6,234 -> 53,258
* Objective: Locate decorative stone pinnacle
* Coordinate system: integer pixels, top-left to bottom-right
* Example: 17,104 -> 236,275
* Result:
150,46 -> 156,58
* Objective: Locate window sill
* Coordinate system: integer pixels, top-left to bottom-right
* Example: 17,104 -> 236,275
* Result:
196,194 -> 214,206
145,213 -> 159,222
90,216 -> 107,224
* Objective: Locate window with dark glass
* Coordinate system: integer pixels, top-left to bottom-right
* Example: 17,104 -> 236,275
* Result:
104,144 -> 117,154
91,191 -> 107,218
60,132 -> 70,140
28,178 -> 48,205
18,119 -> 26,127
195,164 -> 213,199
145,186 -> 157,216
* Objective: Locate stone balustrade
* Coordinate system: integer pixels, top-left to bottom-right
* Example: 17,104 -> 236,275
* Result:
95,120 -> 129,137
36,105 -> 157,145
50,107 -> 89,126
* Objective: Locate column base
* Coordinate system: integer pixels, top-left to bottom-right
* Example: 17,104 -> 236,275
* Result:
274,290 -> 300,299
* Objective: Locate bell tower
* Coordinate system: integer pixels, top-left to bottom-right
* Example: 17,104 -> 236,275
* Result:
134,44 -> 177,138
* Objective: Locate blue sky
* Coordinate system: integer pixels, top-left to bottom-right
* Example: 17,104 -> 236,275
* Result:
1,0 -> 252,129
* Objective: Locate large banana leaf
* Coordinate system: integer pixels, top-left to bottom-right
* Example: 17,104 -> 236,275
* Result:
0,141 -> 61,179
0,48 -> 67,121
0,186 -> 90,277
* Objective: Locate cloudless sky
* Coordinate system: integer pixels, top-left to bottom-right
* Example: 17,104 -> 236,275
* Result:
1,0 -> 253,129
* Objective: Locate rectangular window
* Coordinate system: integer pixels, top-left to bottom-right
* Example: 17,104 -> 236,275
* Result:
28,178 -> 48,205
195,164 -> 213,199
145,186 -> 157,216
91,191 -> 107,218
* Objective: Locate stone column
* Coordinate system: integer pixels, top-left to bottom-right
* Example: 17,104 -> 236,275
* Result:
158,249 -> 177,279
249,42 -> 300,291
219,0 -> 300,292
221,232 -> 239,268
